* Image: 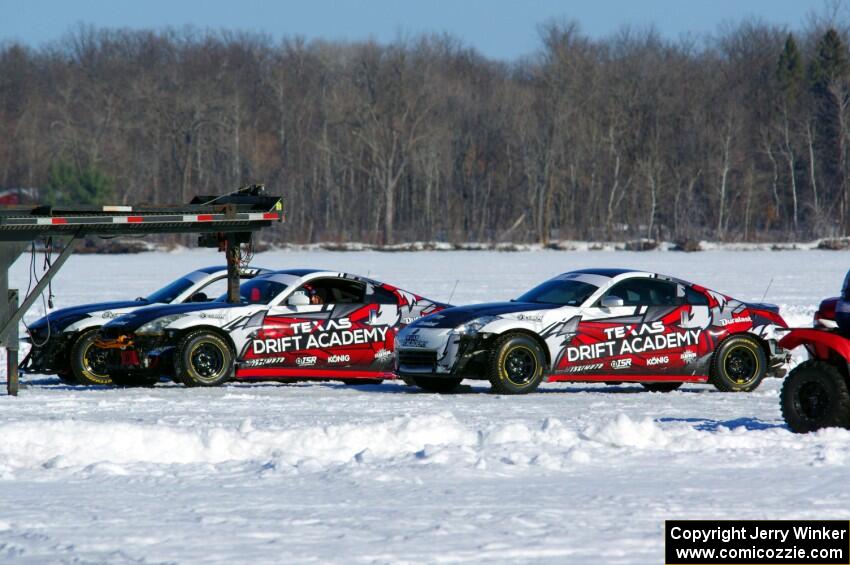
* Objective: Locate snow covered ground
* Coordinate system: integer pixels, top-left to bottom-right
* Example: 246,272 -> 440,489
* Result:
1,249 -> 849,564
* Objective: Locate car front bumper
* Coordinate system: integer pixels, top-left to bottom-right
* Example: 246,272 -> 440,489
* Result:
395,327 -> 488,379
96,333 -> 176,377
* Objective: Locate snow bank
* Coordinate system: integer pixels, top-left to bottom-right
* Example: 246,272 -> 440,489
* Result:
0,412 -> 477,475
5,411 -> 848,479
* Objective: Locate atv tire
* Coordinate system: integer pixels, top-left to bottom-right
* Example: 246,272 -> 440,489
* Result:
709,335 -> 766,392
781,360 -> 850,433
641,382 -> 682,393
487,333 -> 546,394
70,329 -> 112,386
412,376 -> 462,393
175,330 -> 235,387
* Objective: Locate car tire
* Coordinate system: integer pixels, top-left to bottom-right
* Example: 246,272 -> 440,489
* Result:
781,360 -> 850,433
175,330 -> 235,387
342,379 -> 384,385
709,335 -> 767,392
487,333 -> 546,394
110,371 -> 159,387
641,382 -> 682,392
70,329 -> 113,386
412,376 -> 462,393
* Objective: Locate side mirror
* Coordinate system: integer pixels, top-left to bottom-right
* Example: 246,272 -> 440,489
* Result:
190,292 -> 208,303
601,295 -> 624,308
287,291 -> 310,306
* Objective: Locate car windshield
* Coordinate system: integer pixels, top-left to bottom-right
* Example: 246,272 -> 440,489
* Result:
146,277 -> 196,304
216,278 -> 288,305
515,279 -> 598,306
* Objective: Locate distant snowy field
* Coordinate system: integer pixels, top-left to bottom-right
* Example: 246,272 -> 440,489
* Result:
1,249 -> 849,564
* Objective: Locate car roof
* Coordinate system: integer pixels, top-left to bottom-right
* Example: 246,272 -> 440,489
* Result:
567,268 -> 639,277
264,268 -> 323,277
194,265 -> 273,275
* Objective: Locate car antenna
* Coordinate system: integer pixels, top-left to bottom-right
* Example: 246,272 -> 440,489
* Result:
760,277 -> 774,303
447,279 -> 459,305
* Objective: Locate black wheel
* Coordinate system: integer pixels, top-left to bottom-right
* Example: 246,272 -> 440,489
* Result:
175,330 -> 234,387
487,333 -> 546,394
412,376 -> 462,393
641,382 -> 682,393
342,379 -> 384,385
70,329 -> 112,385
781,360 -> 850,433
110,370 -> 159,387
709,335 -> 767,392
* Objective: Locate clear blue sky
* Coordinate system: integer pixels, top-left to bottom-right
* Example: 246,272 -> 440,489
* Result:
0,0 -> 830,60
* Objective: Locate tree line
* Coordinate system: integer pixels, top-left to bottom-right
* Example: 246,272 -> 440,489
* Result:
2,18 -> 850,244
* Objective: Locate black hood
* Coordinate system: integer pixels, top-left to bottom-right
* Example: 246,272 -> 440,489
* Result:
412,301 -> 560,328
29,299 -> 150,332
100,301 -> 238,334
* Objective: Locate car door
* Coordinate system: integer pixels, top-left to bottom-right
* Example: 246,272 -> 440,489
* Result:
561,277 -> 708,375
246,277 -> 397,374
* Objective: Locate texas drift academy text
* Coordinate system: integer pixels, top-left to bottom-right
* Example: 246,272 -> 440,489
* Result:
670,524 -> 847,544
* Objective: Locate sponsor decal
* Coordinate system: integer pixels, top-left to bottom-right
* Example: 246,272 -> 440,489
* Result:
646,355 -> 669,366
718,315 -> 752,326
199,312 -> 226,319
516,313 -> 544,322
243,356 -> 286,368
610,358 -> 633,370
296,356 -> 317,367
565,362 -> 604,373
101,311 -> 121,319
251,318 -> 389,354
400,329 -> 428,348
566,322 -> 701,362
327,354 -> 350,364
680,350 -> 697,362
374,349 -> 392,360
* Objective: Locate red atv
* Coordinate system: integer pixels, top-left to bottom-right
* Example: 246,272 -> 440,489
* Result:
780,284 -> 850,432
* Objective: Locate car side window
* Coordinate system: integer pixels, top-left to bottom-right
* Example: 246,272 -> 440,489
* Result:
297,278 -> 366,305
686,286 -> 709,306
190,277 -> 228,302
601,279 -> 679,307
366,286 -> 398,305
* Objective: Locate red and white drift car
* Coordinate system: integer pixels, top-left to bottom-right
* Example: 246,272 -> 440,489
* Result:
396,268 -> 789,394
97,269 -> 448,386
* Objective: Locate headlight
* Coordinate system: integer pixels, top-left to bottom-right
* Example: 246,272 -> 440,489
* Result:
136,314 -> 186,336
452,316 -> 499,336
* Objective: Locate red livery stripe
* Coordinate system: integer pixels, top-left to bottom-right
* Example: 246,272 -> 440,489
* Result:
263,212 -> 278,220
197,214 -> 214,222
236,368 -> 395,380
547,374 -> 707,383
51,218 -> 67,224
127,216 -> 143,223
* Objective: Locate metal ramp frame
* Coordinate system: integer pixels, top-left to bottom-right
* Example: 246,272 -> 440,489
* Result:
0,184 -> 283,395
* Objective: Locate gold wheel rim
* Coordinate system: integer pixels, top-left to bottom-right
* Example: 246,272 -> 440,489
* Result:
721,343 -> 761,386
81,341 -> 111,384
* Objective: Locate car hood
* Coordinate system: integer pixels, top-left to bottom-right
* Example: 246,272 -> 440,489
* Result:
102,301 -> 239,333
745,302 -> 781,315
30,299 -> 150,332
412,301 -> 561,328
